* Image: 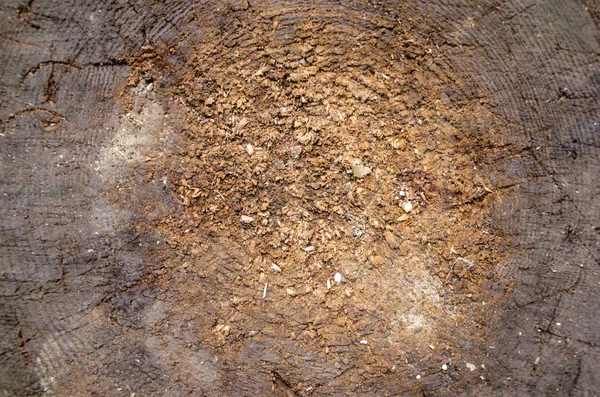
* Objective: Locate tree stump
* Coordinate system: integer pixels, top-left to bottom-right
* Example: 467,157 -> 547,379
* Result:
1,1 -> 599,395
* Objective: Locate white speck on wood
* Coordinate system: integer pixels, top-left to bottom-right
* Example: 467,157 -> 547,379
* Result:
263,283 -> 268,299
334,272 -> 342,284
241,215 -> 255,224
456,257 -> 475,268
351,164 -> 371,178
270,263 -> 282,273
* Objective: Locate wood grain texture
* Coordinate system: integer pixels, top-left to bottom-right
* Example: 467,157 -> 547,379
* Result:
1,0 -> 598,395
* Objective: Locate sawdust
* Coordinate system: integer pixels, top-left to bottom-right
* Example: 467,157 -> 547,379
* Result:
122,12 -> 511,394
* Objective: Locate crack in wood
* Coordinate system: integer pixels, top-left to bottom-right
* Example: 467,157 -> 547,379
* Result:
21,61 -> 80,85
1,108 -> 68,135
271,370 -> 298,396
17,0 -> 40,29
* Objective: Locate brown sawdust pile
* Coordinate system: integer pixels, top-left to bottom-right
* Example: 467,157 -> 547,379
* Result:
123,13 -> 511,391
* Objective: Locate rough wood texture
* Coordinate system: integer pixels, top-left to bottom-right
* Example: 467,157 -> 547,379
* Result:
1,0 -> 598,396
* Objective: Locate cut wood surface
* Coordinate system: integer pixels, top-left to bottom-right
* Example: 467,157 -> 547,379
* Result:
1,1 -> 598,396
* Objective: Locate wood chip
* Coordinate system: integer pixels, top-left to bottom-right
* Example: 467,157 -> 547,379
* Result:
334,272 -> 342,284
241,215 -> 255,224
271,263 -> 282,273
286,288 -> 297,296
351,164 -> 371,178
384,230 -> 401,249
